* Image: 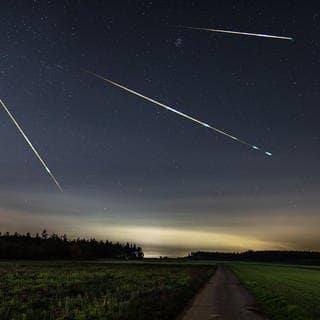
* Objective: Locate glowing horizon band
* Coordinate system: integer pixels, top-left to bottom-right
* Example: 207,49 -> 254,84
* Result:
86,71 -> 272,156
179,26 -> 293,41
0,99 -> 63,192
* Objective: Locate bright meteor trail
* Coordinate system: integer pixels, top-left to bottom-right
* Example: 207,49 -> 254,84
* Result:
86,71 -> 272,156
0,99 -> 63,192
178,26 -> 293,41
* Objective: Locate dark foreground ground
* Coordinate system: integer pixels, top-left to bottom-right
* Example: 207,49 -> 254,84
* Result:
0,261 -> 214,320
180,265 -> 268,320
231,262 -> 320,319
1,260 -> 320,319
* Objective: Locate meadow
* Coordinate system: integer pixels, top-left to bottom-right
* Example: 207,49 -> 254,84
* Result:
230,262 -> 320,320
0,261 -> 215,320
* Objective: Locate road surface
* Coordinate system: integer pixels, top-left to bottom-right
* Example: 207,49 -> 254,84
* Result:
180,265 -> 269,320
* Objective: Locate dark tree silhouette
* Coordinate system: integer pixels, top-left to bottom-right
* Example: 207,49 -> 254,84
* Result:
0,230 -> 144,260
186,250 -> 320,265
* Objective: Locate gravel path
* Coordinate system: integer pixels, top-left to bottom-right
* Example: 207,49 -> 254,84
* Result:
180,264 -> 269,320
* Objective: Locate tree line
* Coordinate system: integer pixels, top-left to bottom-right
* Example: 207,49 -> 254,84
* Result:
0,230 -> 144,260
187,250 -> 320,264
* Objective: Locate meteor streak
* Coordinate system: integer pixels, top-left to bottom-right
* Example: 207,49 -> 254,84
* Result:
178,26 -> 293,41
86,71 -> 272,156
0,99 -> 63,192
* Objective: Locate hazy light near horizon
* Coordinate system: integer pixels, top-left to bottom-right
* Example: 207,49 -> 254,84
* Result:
0,208 -> 281,256
93,225 -> 281,257
2,190 -> 320,257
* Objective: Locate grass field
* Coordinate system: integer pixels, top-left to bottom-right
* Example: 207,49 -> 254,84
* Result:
0,261 -> 215,320
230,262 -> 320,320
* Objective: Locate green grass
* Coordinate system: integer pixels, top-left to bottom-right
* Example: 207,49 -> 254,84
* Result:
0,261 -> 215,320
230,262 -> 320,320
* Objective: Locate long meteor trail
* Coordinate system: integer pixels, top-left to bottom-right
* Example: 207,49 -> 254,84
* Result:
86,71 -> 272,156
0,99 -> 63,192
178,26 -> 293,41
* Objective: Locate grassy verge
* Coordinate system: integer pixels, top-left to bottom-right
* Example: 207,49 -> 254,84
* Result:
0,261 -> 215,320
230,262 -> 320,320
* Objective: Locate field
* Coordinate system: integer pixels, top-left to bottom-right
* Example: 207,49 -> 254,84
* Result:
0,261 -> 215,320
3,260 -> 320,320
230,262 -> 320,320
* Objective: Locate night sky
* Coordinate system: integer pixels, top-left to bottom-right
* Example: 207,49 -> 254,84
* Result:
0,1 -> 319,257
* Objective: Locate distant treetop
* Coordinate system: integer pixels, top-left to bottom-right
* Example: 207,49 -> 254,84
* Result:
0,230 -> 144,260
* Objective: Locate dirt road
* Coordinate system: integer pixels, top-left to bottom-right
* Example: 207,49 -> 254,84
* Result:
180,265 -> 268,320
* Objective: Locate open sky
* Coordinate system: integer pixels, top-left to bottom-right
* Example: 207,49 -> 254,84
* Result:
0,1 -> 319,257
